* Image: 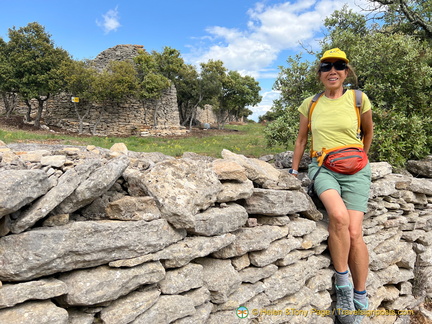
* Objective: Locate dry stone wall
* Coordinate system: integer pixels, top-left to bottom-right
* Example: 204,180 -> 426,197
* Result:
44,84 -> 185,137
0,142 -> 431,324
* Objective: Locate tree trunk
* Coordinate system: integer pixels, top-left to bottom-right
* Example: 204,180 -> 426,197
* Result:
153,99 -> 160,127
74,102 -> 91,135
24,99 -> 32,123
34,99 -> 44,128
2,92 -> 17,118
34,94 -> 50,129
91,107 -> 105,135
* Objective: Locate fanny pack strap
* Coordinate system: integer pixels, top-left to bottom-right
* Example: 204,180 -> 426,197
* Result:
311,144 -> 364,166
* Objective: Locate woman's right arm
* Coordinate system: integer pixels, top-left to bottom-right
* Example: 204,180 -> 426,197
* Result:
290,114 -> 309,176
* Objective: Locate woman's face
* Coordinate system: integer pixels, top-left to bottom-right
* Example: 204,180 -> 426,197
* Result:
319,59 -> 348,91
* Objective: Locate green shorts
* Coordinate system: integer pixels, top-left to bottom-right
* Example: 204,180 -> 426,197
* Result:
308,159 -> 371,213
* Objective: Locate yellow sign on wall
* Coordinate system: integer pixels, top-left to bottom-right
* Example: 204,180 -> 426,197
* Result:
71,97 -> 80,103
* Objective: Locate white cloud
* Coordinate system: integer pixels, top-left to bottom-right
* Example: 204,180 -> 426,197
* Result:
185,0 -> 370,120
96,6 -> 121,34
186,0 -> 369,79
249,89 -> 281,121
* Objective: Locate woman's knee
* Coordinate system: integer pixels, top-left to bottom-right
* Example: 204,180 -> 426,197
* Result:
349,226 -> 364,244
328,210 -> 350,230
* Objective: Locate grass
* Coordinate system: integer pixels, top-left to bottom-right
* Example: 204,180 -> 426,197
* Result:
0,122 -> 289,159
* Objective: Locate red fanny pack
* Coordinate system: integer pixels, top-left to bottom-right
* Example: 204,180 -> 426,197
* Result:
323,147 -> 368,175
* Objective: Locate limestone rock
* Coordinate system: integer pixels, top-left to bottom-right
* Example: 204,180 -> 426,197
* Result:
263,255 -> 330,301
0,278 -> 67,309
212,225 -> 289,259
217,179 -> 254,203
0,170 -> 53,218
287,217 -> 317,236
100,285 -> 160,324
182,287 -> 211,307
40,155 -> 67,168
211,159 -> 248,182
140,158 -> 222,228
67,309 -> 95,324
274,151 -> 311,170
249,238 -> 297,267
58,262 -> 165,306
105,196 -> 161,221
110,142 -> 128,155
188,203 -> 248,236
10,167 -> 82,233
0,219 -> 185,281
155,234 -> 236,268
243,188 -> 311,216
55,156 -> 129,214
221,149 -> 280,186
409,177 -> 432,195
194,257 -> 241,304
239,264 -> 278,284
133,295 -> 196,324
0,300 -> 68,324
159,263 -> 203,294
215,282 -> 264,311
407,156 -> 432,177
371,162 -> 393,180
370,175 -> 399,198
261,171 -> 303,190
172,302 -> 212,324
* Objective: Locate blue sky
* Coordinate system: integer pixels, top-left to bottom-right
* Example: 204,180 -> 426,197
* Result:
0,0 -> 369,121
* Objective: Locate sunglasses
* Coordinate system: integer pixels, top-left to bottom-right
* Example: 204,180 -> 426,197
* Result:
319,61 -> 347,72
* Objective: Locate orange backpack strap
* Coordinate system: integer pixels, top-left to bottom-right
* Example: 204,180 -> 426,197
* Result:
308,92 -> 324,157
353,89 -> 363,140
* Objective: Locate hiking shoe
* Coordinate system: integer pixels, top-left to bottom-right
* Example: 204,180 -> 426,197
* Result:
335,283 -> 355,324
353,298 -> 368,324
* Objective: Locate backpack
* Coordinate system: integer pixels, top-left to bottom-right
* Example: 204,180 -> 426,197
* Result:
307,89 -> 363,158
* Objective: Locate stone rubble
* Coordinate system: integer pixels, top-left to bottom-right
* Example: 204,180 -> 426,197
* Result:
0,140 -> 431,323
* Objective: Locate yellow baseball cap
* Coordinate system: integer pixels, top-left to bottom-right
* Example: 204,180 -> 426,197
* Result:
320,48 -> 349,63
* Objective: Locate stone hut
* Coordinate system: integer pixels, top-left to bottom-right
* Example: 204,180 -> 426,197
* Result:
43,45 -> 186,136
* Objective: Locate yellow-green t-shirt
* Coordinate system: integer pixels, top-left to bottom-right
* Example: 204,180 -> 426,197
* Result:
298,90 -> 371,152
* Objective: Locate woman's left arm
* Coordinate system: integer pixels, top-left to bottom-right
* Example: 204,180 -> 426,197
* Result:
361,109 -> 373,154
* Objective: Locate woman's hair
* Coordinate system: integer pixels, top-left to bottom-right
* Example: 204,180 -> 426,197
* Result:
316,62 -> 358,87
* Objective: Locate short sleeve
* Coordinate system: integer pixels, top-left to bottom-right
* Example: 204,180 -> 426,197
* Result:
361,93 -> 372,114
298,96 -> 314,118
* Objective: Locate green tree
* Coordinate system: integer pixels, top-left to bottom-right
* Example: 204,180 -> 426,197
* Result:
223,71 -> 261,122
0,37 -> 17,117
59,59 -> 99,134
199,60 -> 227,128
134,50 -> 171,127
152,46 -> 185,81
175,63 -> 205,128
350,33 -> 432,165
200,60 -> 261,129
6,22 -> 70,128
369,0 -> 432,39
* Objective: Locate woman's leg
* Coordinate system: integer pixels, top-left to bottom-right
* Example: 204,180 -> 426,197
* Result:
347,209 -> 369,291
320,189 -> 356,323
319,189 -> 351,272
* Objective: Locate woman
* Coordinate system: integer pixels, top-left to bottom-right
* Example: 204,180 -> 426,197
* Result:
289,48 -> 373,324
